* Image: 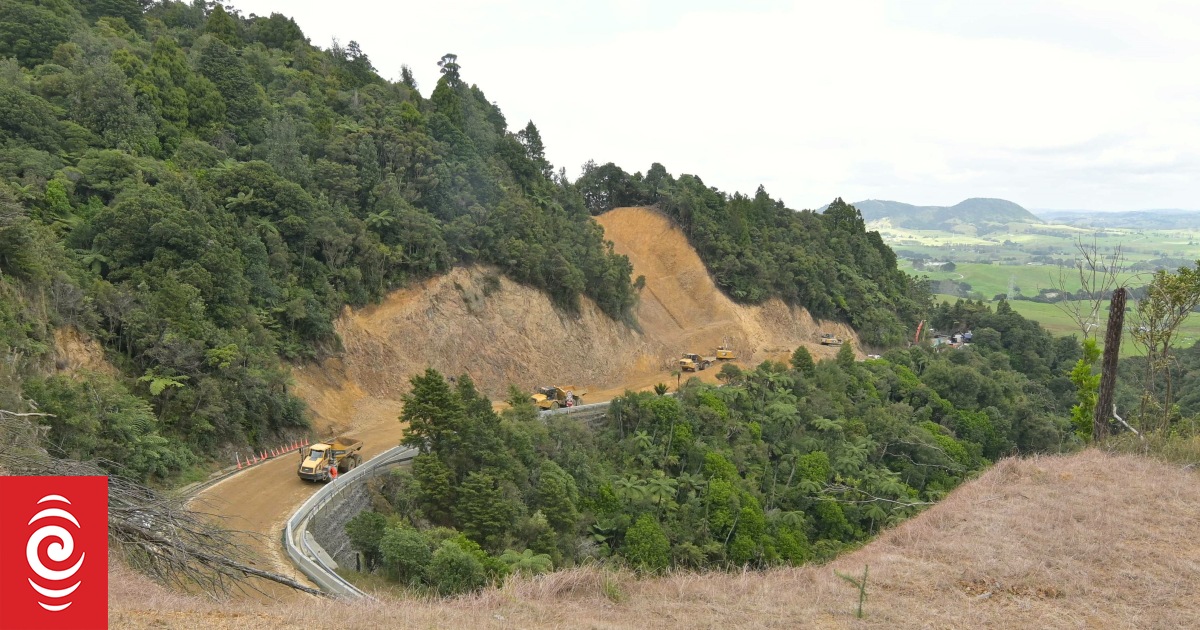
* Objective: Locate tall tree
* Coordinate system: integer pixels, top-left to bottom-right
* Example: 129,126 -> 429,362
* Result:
204,4 -> 240,45
400,368 -> 464,455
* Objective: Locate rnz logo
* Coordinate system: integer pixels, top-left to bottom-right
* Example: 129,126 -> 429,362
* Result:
0,476 -> 107,630
28,494 -> 86,611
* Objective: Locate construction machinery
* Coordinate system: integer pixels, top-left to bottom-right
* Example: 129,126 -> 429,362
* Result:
716,338 -> 737,360
531,386 -> 583,410
679,352 -> 715,372
819,333 -> 844,346
297,436 -> 363,482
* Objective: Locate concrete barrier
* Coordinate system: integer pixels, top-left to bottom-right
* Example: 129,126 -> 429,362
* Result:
284,396 -> 629,596
283,446 -> 418,598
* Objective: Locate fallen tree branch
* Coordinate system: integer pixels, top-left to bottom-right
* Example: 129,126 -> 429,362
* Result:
1,413 -> 325,598
824,483 -> 935,507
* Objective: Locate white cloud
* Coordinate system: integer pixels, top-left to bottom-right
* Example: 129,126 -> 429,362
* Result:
226,0 -> 1200,210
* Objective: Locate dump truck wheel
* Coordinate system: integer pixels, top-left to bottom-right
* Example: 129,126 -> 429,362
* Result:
549,401 -> 560,410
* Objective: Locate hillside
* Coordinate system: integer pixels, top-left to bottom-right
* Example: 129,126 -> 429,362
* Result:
111,450 -> 1200,628
0,0 -> 921,483
852,198 -> 1042,233
1036,208 -> 1200,230
294,206 -> 857,432
188,205 -> 864,605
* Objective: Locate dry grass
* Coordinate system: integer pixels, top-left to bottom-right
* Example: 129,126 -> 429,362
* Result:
111,450 -> 1200,629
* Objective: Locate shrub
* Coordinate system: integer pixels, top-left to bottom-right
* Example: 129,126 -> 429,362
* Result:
426,539 -> 487,596
379,525 -> 432,585
623,514 -> 669,574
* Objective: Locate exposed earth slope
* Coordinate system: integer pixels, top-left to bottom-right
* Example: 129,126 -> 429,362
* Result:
116,450 -> 1200,628
294,206 -> 856,434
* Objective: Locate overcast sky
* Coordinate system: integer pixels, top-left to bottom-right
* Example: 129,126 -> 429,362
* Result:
228,0 -> 1200,212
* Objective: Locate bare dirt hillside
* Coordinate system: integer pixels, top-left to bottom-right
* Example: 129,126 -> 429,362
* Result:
112,450 -> 1200,628
294,205 -> 855,435
52,326 -> 118,377
597,207 -> 858,368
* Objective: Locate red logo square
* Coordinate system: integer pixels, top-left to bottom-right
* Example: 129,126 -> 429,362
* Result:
0,476 -> 108,630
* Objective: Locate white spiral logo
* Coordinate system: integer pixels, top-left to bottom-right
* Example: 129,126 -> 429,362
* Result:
26,494 -> 85,612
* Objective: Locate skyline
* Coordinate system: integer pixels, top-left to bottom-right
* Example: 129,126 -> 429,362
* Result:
227,0 -> 1200,212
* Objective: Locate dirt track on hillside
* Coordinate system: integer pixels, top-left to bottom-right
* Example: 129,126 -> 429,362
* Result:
194,206 -> 856,601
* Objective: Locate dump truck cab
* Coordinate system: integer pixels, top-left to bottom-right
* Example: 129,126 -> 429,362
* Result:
679,353 -> 713,371
297,436 -> 363,482
531,386 -> 582,410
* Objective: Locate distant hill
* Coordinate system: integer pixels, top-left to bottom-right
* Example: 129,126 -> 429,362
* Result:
845,198 -> 1043,233
1036,209 -> 1200,230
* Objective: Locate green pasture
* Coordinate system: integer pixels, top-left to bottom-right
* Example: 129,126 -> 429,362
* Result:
932,295 -> 1200,355
905,261 -> 1150,299
882,222 -> 1200,266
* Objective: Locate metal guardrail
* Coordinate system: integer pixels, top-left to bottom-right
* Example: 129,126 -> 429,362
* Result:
283,397 -> 630,596
539,400 -> 611,418
283,446 -> 418,598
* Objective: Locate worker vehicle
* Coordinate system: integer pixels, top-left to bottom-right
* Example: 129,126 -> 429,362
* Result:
531,386 -> 583,410
679,352 -> 715,371
298,436 -> 363,482
819,333 -> 844,346
716,338 -> 737,360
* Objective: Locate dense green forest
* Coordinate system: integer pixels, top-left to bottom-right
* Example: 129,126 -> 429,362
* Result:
4,0 -> 1191,603
347,309 -> 1079,594
0,0 -> 641,481
0,0 -> 930,481
574,164 -> 930,345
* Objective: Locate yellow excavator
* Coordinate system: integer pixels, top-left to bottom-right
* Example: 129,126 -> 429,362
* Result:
716,338 -> 737,360
819,333 -> 844,346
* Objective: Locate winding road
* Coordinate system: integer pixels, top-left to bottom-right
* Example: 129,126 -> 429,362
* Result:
191,399 -> 403,601
192,364 -> 732,600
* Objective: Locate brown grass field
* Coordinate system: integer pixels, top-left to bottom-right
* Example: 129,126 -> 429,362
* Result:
111,450 -> 1200,629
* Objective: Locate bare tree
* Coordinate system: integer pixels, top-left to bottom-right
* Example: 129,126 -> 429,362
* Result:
1051,237 -> 1125,340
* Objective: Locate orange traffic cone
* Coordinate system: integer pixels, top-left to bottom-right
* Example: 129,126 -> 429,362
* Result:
236,454 -> 242,469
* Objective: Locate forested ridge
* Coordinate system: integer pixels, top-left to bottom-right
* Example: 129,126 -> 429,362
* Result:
1,0 -> 645,480
0,0 -> 933,481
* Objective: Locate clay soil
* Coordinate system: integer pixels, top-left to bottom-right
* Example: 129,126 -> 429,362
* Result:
298,206 -> 856,419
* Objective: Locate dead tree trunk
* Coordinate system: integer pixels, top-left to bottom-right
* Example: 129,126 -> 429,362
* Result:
1093,288 -> 1126,442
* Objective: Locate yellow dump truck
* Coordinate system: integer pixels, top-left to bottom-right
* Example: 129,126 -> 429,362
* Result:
679,352 -> 715,372
531,386 -> 583,410
297,436 -> 363,482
